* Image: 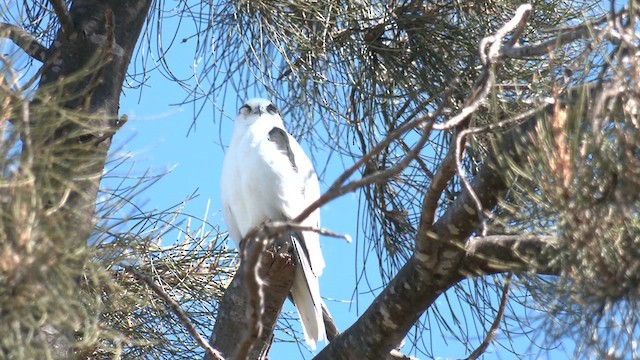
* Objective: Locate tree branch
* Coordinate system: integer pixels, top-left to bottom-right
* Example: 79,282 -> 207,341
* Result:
462,235 -> 559,276
207,249 -> 295,360
314,148 -> 513,359
0,23 -> 48,62
464,273 -> 512,360
123,266 -> 224,360
48,0 -> 74,36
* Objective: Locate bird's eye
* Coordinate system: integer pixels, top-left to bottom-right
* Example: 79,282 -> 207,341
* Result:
239,104 -> 251,114
266,104 -> 278,114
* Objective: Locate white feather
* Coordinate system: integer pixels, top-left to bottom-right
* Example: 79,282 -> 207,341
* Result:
220,98 -> 326,349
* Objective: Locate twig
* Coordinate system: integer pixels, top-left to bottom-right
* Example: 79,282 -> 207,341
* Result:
0,23 -> 48,62
464,273 -> 513,360
48,0 -> 74,36
122,266 -> 225,360
434,4 -> 532,131
454,105 -> 548,236
264,221 -> 352,242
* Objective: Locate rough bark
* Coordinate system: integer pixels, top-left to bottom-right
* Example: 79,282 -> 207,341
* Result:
314,158 -> 507,360
22,0 -> 153,354
32,0 -> 152,245
207,249 -> 295,360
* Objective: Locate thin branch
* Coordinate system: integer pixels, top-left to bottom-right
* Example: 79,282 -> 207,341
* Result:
122,266 -> 225,360
433,4 -> 532,131
418,139 -> 459,232
501,24 -> 607,59
454,105 -> 549,236
0,23 -> 48,62
465,273 -> 513,360
48,0 -> 74,36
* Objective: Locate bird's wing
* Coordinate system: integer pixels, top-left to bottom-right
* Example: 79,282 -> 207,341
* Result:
268,127 -> 297,172
267,126 -> 325,276
286,133 -> 325,276
290,231 -> 327,349
267,125 -> 327,348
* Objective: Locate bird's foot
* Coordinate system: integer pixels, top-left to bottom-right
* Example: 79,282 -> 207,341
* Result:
269,235 -> 293,254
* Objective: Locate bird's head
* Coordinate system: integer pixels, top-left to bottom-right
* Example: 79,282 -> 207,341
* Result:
234,98 -> 283,128
240,98 -> 278,116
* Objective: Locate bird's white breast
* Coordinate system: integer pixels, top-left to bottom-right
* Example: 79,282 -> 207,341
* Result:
222,119 -> 306,242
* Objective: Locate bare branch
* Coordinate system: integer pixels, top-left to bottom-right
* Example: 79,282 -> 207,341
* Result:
234,231 -> 270,360
48,0 -> 74,36
123,266 -> 225,360
418,142 -> 459,232
0,23 -> 48,62
434,4 -> 532,131
316,153 -> 514,359
264,221 -> 351,242
454,104 -> 550,236
465,273 -> 512,360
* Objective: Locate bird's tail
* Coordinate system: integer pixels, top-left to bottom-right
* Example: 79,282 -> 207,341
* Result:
290,234 -> 326,350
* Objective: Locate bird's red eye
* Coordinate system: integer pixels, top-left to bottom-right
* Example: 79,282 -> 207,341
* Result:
266,104 -> 278,114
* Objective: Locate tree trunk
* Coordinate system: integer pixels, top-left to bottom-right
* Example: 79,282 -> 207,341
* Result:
33,0 -> 153,247
21,0 -> 153,354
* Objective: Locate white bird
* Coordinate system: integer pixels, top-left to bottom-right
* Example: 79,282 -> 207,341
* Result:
220,98 -> 327,349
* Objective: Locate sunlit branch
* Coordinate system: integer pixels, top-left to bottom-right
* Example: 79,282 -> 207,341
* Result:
463,235 -> 559,275
0,23 -> 48,62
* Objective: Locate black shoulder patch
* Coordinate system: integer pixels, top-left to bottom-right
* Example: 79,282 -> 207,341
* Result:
268,127 -> 297,172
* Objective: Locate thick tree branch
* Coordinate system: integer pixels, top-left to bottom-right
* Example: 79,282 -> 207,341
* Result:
0,23 -> 48,62
314,147 -> 513,359
29,0 -> 153,353
463,235 -> 559,276
34,0 -> 152,245
314,78 -> 574,360
207,249 -> 294,360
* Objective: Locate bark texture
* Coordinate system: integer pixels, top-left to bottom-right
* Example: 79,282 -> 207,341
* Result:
33,0 -> 152,245
207,249 -> 295,360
